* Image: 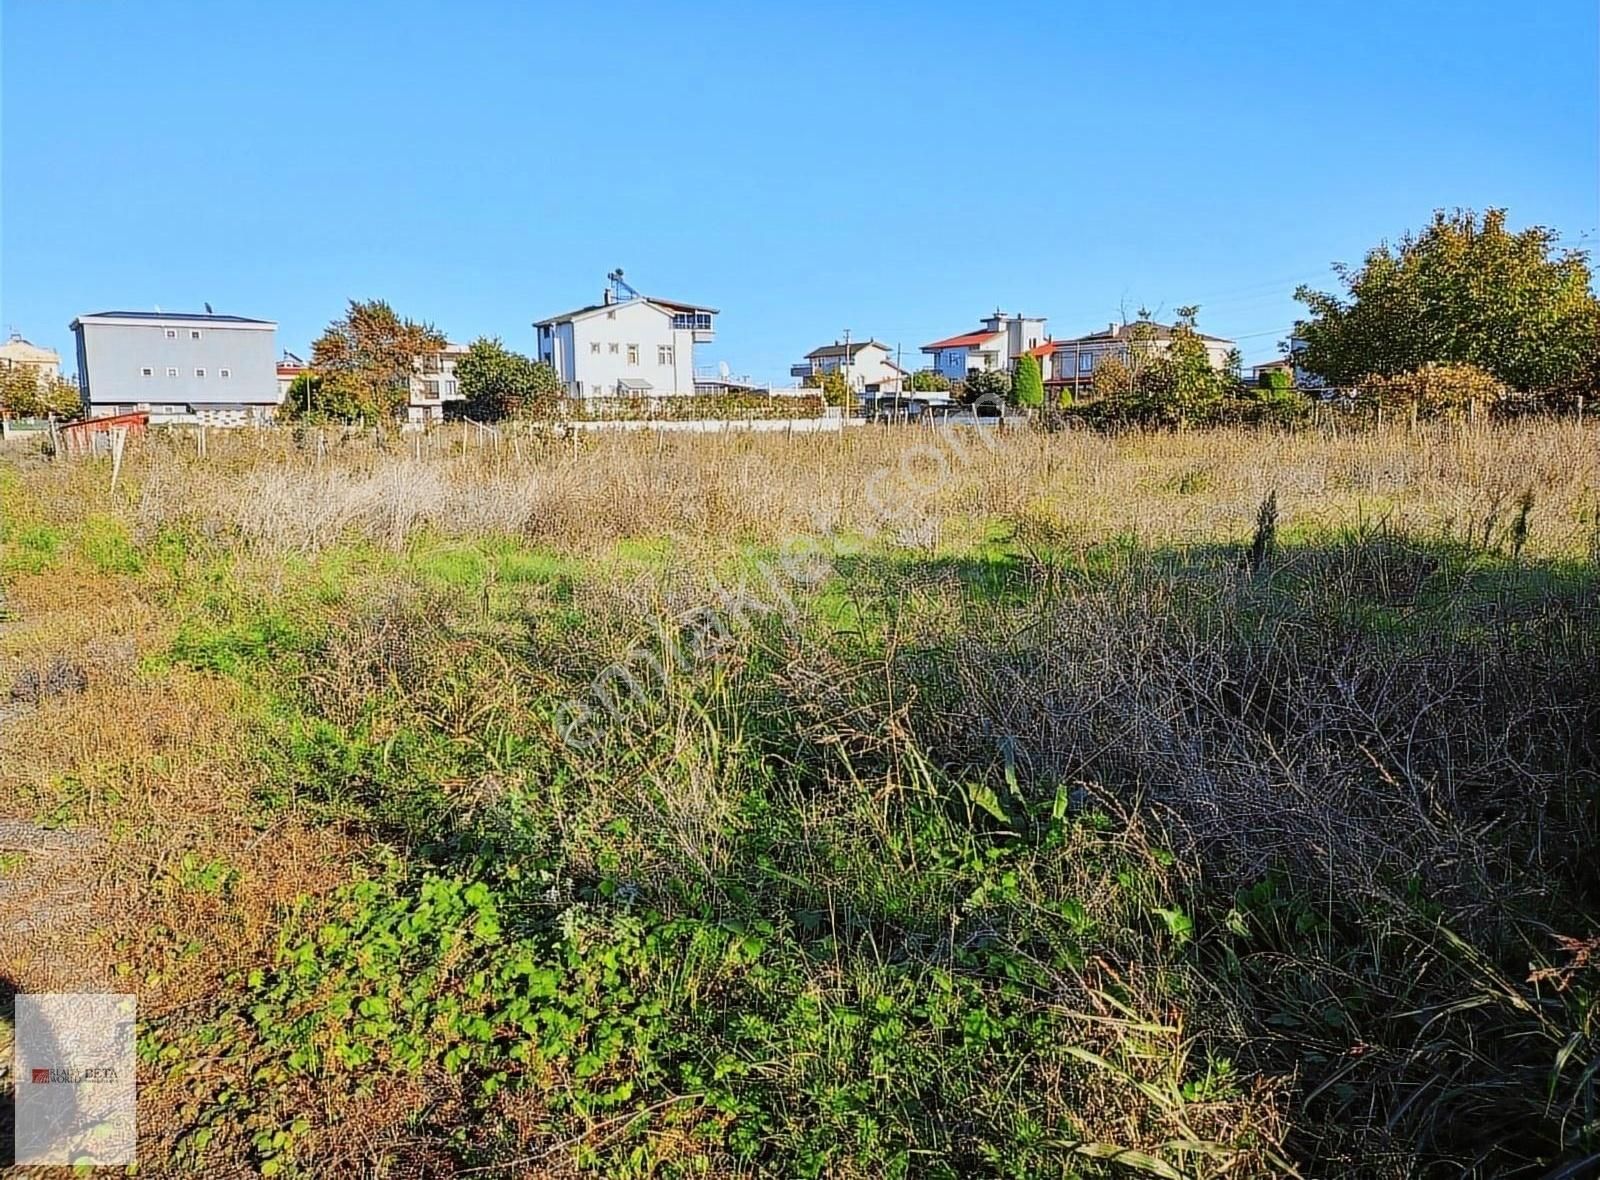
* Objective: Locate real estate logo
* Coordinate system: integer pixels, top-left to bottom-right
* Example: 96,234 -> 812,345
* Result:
13,993 -> 137,1166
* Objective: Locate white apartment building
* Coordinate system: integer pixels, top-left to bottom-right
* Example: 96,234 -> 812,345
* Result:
533,271 -> 715,398
409,342 -> 468,424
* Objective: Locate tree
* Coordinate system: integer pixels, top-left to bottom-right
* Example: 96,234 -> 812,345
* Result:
456,337 -> 561,421
1293,208 -> 1600,392
814,368 -> 850,408
1080,309 -> 1238,426
307,299 -> 445,422
961,367 -> 1011,406
909,369 -> 951,393
1013,353 -> 1044,408
0,367 -> 80,419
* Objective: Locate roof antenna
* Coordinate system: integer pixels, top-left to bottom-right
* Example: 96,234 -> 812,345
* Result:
205,302 -> 213,314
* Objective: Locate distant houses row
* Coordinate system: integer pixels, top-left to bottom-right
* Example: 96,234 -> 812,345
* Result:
7,271 -> 1271,428
795,310 -> 1244,399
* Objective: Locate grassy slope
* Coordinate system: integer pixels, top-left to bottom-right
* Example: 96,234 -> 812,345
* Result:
1,422 -> 1597,1178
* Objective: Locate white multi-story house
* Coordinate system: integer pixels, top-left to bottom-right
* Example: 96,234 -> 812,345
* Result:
533,271 -> 715,398
1047,320 -> 1237,398
920,310 -> 1048,383
68,310 -> 280,425
408,342 -> 468,424
793,339 -> 904,393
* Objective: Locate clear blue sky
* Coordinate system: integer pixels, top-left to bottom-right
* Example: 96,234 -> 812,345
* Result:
3,0 -> 1596,378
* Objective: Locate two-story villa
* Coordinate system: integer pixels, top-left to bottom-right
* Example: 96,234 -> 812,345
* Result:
794,339 -> 904,393
920,310 -> 1048,383
534,271 -> 716,398
1047,320 -> 1237,398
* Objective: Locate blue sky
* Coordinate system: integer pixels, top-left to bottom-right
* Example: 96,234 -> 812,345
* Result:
3,0 -> 1596,379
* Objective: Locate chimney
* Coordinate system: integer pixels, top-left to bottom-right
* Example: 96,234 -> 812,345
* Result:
603,288 -> 614,306
1108,321 -> 1117,335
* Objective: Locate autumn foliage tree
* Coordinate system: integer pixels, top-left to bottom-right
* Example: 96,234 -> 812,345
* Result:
301,299 -> 445,422
1293,208 -> 1600,394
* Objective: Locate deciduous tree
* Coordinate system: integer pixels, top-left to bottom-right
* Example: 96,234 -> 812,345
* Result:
456,337 -> 561,421
961,367 -> 1011,405
308,299 -> 445,422
0,367 -> 80,419
1293,208 -> 1600,393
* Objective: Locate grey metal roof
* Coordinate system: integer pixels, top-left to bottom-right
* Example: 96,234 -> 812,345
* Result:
73,311 -> 275,326
805,339 -> 887,360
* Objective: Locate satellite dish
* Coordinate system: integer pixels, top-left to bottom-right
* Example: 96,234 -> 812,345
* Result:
205,302 -> 213,314
718,361 -> 730,379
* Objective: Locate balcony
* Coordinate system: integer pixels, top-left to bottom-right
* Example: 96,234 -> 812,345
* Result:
671,312 -> 715,343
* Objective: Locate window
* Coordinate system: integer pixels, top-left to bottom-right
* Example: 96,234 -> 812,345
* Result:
1078,352 -> 1093,373
166,367 -> 179,377
444,380 -> 456,397
609,343 -> 619,354
141,367 -> 154,377
190,330 -> 202,339
657,345 -> 673,365
219,368 -> 230,378
195,368 -> 206,378
165,329 -> 177,339
590,342 -> 601,354
424,379 -> 441,397
627,344 -> 639,365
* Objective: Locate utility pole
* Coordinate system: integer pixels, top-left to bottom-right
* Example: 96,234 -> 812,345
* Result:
841,328 -> 852,420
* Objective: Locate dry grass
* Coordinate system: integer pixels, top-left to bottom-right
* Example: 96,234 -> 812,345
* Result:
1,417 -> 1597,1176
7,417 -> 1589,559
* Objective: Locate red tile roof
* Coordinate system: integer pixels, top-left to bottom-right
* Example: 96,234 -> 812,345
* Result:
1025,341 -> 1054,359
921,330 -> 1002,352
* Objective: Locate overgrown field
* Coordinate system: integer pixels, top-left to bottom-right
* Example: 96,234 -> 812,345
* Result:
2,421 -> 1598,1177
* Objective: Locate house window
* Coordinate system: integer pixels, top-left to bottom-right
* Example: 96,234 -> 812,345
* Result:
424,379 -> 440,397
590,342 -> 601,354
165,329 -> 177,339
444,380 -> 456,397
190,330 -> 202,339
219,368 -> 230,378
658,345 -> 673,365
195,368 -> 206,378
166,367 -> 179,377
1079,353 -> 1093,373
609,343 -> 619,354
627,344 -> 639,365
141,367 -> 153,377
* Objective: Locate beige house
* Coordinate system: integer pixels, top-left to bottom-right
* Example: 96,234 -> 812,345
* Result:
0,333 -> 62,385
1048,320 -> 1236,398
795,339 -> 904,392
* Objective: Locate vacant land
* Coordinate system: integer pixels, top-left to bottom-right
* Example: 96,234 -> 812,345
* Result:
2,420 -> 1597,1177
